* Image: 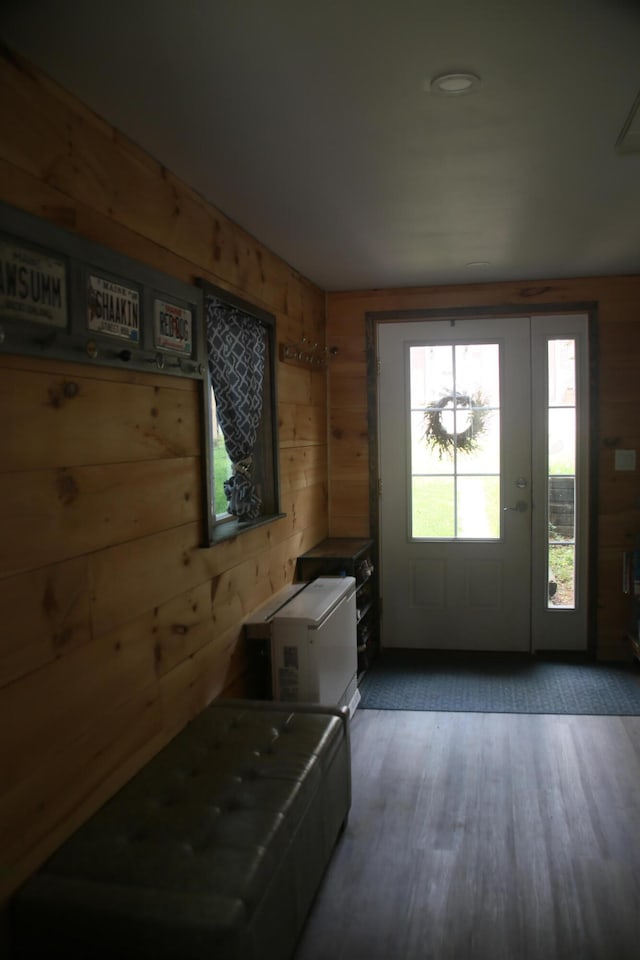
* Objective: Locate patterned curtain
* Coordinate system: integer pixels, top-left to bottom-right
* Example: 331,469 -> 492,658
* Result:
206,296 -> 267,521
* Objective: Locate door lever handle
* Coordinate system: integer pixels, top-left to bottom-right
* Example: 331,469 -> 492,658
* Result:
503,500 -> 528,512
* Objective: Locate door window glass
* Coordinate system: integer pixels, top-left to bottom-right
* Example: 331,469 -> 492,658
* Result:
547,339 -> 576,608
409,343 -> 500,539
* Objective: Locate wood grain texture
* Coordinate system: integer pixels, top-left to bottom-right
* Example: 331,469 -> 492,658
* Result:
0,557 -> 91,687
0,686 -> 163,900
0,360 -> 199,472
279,445 -> 328,494
151,582 -> 215,678
0,458 -> 200,578
279,400 -> 327,446
0,48 -> 327,901
294,709 -> 640,960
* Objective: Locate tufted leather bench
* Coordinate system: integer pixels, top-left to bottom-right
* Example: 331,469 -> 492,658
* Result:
10,699 -> 351,960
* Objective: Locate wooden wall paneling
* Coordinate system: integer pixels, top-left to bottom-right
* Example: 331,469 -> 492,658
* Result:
152,582 -> 215,678
0,52 -> 326,320
0,158 -> 211,292
0,352 -> 194,391
297,521 -> 332,556
0,358 -> 200,472
0,558 -> 91,688
201,511 -> 305,584
598,514 -> 639,554
330,475 -> 370,523
157,631 -> 241,740
0,458 -> 200,579
596,545 -> 630,659
0,51 -> 294,312
278,290 -> 325,343
310,368 -> 327,408
278,359 -> 326,406
330,374 -> 368,412
329,408 -> 369,446
206,507 -> 318,582
294,273 -> 327,332
331,436 -> 369,472
0,627 -> 157,788
290,530 -> 329,567
211,546 -> 296,639
278,362 -> 314,405
279,446 -> 328,495
327,278 -> 595,315
599,403 -> 640,441
0,154 -> 320,332
325,335 -> 367,376
0,681 -> 162,901
88,522 -> 205,638
599,363 -> 640,402
600,562 -> 636,655
329,406 -> 371,535
598,320 -> 640,357
210,547 -> 292,638
597,476 -> 639,549
253,534 -> 307,599
211,573 -> 248,638
206,533 -> 314,690
327,515 -> 372,539
156,541 -> 317,736
286,481 -> 328,534
87,489 -> 324,642
279,401 -> 327,446
0,48 -> 328,901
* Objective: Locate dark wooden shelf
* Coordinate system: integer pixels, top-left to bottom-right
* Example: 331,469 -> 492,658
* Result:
297,537 -> 379,675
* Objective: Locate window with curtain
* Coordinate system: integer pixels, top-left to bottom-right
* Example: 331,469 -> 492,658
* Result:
201,283 -> 281,542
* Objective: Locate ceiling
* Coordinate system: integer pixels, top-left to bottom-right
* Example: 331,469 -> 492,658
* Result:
3,0 -> 640,291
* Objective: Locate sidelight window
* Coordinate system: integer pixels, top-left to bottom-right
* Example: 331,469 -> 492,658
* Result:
546,338 -> 577,608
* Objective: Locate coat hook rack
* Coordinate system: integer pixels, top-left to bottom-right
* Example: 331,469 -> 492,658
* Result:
279,335 -> 332,370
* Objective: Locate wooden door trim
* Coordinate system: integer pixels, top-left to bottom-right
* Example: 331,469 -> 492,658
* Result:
366,301 -> 599,656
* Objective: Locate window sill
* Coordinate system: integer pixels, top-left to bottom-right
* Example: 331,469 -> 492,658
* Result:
207,513 -> 287,546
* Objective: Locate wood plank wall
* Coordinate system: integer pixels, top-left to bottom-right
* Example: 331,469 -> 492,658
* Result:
326,279 -> 640,661
0,50 -> 327,900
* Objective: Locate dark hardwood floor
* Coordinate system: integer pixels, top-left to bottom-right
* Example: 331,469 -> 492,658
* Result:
294,709 -> 640,960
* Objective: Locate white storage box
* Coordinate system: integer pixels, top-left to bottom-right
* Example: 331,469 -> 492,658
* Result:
271,577 -> 360,715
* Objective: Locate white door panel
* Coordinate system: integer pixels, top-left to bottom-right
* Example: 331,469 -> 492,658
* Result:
378,314 -> 589,653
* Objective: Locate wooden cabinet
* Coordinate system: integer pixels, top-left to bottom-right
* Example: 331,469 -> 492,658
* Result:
296,537 -> 378,675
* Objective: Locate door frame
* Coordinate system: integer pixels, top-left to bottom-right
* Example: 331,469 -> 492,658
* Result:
366,301 -> 600,656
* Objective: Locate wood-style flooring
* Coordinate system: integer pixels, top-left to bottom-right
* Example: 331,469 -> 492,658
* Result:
293,709 -> 640,960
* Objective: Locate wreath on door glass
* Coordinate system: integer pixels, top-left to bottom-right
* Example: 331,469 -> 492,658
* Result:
423,391 -> 489,459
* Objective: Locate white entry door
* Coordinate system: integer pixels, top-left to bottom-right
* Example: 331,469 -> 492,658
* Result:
378,314 -> 589,653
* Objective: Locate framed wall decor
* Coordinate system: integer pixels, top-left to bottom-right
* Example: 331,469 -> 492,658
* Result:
0,202 -> 204,380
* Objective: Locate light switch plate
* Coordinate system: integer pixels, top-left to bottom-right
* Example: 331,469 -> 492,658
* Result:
614,449 -> 636,471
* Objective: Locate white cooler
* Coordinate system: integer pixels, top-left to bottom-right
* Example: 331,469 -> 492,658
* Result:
270,577 -> 360,715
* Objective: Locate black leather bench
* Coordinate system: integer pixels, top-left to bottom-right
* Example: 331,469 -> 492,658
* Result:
10,700 -> 351,960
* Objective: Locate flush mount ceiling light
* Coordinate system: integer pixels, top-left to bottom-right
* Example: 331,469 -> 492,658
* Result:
428,72 -> 481,96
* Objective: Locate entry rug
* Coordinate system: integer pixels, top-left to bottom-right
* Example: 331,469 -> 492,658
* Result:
358,650 -> 640,715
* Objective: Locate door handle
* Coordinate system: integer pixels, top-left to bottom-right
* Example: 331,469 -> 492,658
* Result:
504,500 -> 528,512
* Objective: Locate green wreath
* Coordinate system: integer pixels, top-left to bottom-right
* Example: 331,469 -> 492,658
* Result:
423,391 -> 489,459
